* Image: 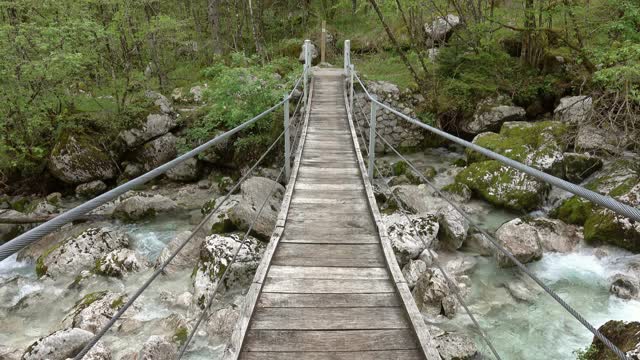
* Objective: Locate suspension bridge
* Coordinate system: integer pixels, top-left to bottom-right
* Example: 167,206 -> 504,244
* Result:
0,40 -> 638,360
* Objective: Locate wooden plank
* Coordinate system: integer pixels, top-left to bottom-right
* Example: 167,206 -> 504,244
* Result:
257,293 -> 401,308
294,183 -> 363,191
275,243 -> 381,258
240,350 -> 423,360
250,307 -> 410,330
284,226 -> 375,237
268,265 -> 389,280
243,329 -> 419,352
272,256 -> 384,268
280,236 -> 378,244
262,278 -> 395,293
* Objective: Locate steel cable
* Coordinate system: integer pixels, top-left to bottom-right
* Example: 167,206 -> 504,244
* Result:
349,76 -> 629,360
351,100 -> 503,360
72,75 -> 308,359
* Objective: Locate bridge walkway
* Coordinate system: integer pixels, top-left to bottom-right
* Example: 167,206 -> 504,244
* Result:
227,68 -> 438,359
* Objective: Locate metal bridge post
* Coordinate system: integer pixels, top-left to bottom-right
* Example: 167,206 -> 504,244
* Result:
344,40 -> 351,75
303,39 -> 311,110
368,96 -> 377,181
349,64 -> 354,115
284,95 -> 291,182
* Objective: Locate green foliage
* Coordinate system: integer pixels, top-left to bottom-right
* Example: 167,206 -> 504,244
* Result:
573,344 -> 597,360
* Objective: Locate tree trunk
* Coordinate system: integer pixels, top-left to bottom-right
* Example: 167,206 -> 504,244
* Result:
208,0 -> 222,54
248,0 -> 264,56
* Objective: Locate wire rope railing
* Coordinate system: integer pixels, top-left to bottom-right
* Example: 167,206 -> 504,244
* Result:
344,40 -> 632,360
350,98 -> 502,359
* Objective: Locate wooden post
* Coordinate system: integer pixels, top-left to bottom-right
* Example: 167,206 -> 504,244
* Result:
321,20 -> 326,64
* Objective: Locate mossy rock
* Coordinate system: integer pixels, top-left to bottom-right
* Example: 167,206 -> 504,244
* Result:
456,160 -> 549,211
406,166 -> 437,185
584,210 -> 640,252
466,121 -> 568,177
392,161 -> 408,176
441,182 -> 472,202
585,320 -> 640,360
48,132 -> 117,184
551,196 -> 594,225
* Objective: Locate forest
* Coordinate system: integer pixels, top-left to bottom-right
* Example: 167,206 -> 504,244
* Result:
0,0 -> 638,192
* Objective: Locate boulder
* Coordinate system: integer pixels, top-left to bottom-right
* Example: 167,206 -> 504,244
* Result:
554,95 -> 592,124
392,185 -> 449,213
75,180 -> 108,198
201,195 -> 241,235
502,274 -> 543,303
113,194 -> 178,221
563,153 -> 603,183
137,336 -> 177,360
437,205 -> 469,250
192,233 -> 265,309
463,105 -> 526,134
95,249 -> 147,277
122,163 -> 144,179
401,259 -> 428,289
464,232 -> 493,256
228,177 -> 285,240
0,345 -> 21,360
48,133 -> 117,184
456,161 -> 548,211
132,133 -> 177,171
21,328 -> 94,360
145,90 -> 174,115
424,14 -> 461,43
412,270 -> 455,317
494,218 -> 543,267
36,227 -> 130,278
466,121 -> 569,177
166,158 -> 200,182
190,85 -> 206,103
575,124 -> 622,154
434,332 -> 480,360
527,217 -> 581,253
610,274 -> 639,300
119,113 -> 177,149
46,192 -> 62,205
382,212 -> 440,267
64,291 -> 127,334
583,320 -> 640,359
441,182 -> 472,203
206,300 -> 241,338
155,231 -> 204,274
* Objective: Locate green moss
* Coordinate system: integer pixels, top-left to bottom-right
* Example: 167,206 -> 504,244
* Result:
34,238 -> 67,277
173,326 -> 188,345
11,197 -> 31,212
110,295 -> 125,309
442,182 -> 471,199
452,158 -> 467,167
574,344 -> 597,360
405,166 -> 436,185
551,196 -> 594,225
392,161 -> 408,176
210,216 -> 236,234
78,291 -> 108,308
201,199 -> 216,215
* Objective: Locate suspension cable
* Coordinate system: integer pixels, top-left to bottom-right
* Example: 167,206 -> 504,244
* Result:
73,77 -> 309,360
0,73 -> 306,263
350,77 -> 630,360
178,96 -> 307,358
351,101 -> 503,360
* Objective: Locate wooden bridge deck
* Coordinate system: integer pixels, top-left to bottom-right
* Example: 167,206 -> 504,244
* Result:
226,68 -> 439,360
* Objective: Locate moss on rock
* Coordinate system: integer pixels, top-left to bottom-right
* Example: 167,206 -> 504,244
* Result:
552,196 -> 594,225
455,160 -> 549,211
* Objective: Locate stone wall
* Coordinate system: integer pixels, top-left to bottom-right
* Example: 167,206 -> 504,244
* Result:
352,81 -> 426,153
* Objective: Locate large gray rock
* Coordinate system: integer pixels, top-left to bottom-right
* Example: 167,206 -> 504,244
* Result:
192,233 -> 265,309
113,194 -> 178,221
437,205 -> 469,250
434,331 -> 480,360
298,42 -> 318,63
392,185 -> 449,213
166,158 -> 199,182
528,217 -> 581,252
48,134 -> 117,184
0,345 -> 21,360
383,212 -> 440,267
495,218 -> 543,267
464,105 -> 526,134
133,133 -> 177,171
424,14 -> 461,43
202,195 -> 241,235
95,249 -> 147,277
228,177 -> 285,240
145,90 -> 174,115
554,95 -> 592,124
610,274 -> 639,300
21,328 -> 94,360
401,259 -> 428,289
155,231 -> 204,274
575,124 -> 622,154
206,299 -> 242,338
119,113 -> 177,149
137,336 -> 176,360
37,227 -> 130,278
63,291 -> 127,333
75,180 -> 108,198
412,270 -> 456,317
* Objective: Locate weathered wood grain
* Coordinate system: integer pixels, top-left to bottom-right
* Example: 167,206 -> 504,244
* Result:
267,265 -> 388,279
262,278 -> 395,293
240,350 -> 423,360
251,307 -> 410,330
257,292 -> 401,308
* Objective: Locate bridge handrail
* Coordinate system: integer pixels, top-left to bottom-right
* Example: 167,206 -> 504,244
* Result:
0,58 -> 311,263
345,41 -> 632,360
